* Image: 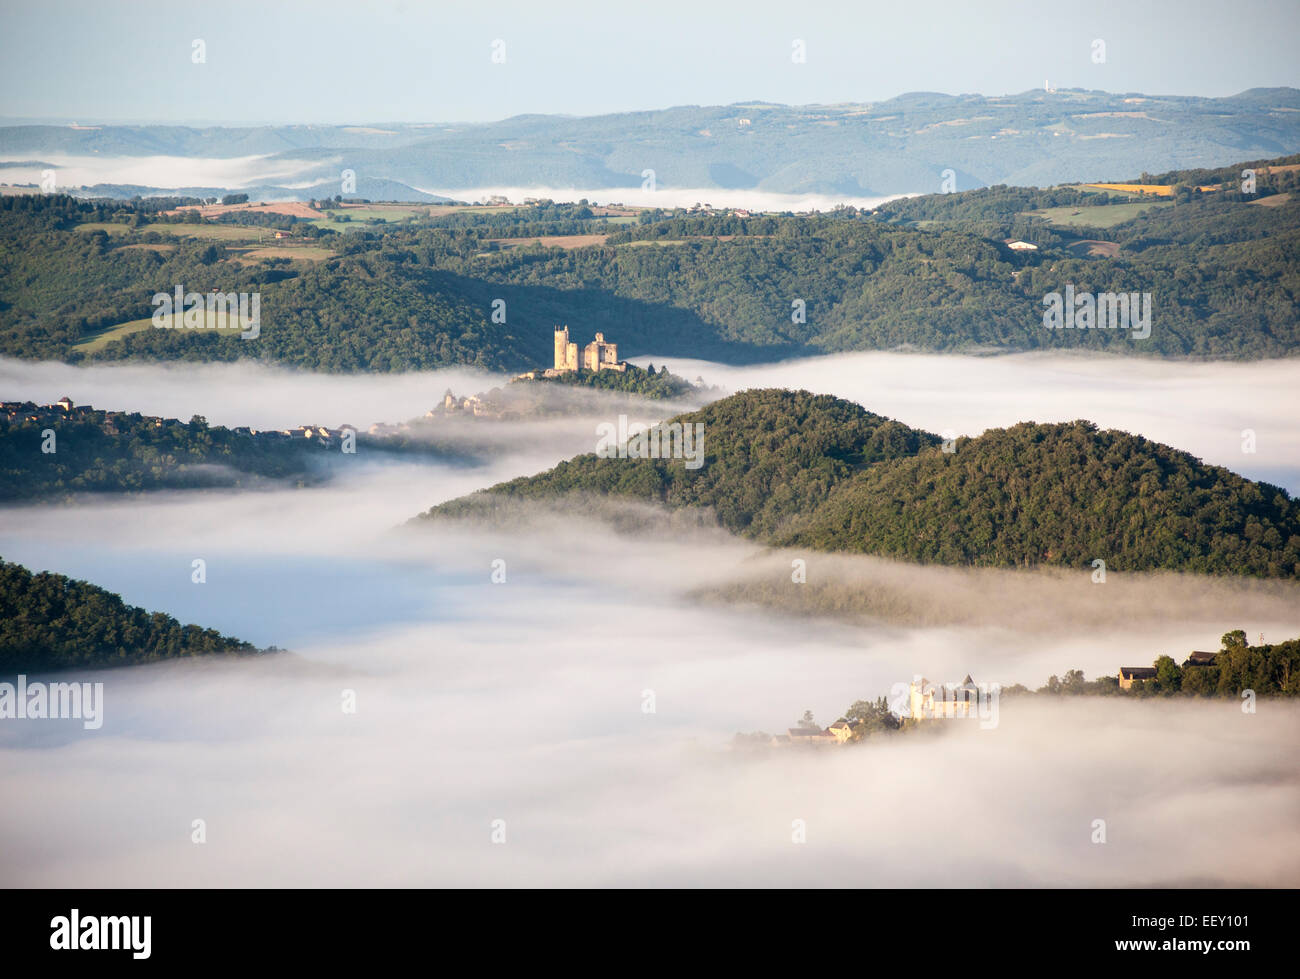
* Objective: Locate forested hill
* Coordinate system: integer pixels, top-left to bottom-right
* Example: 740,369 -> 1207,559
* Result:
420,389 -> 1300,578
779,420 -> 1300,577
0,399 -> 470,501
0,558 -> 266,673
2,151 -> 1298,369
421,389 -> 939,538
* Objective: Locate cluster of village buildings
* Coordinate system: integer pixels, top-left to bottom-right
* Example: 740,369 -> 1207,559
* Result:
1118,651 -> 1221,689
774,676 -> 987,747
775,653 -> 1227,747
480,194 -> 753,218
1,398 -> 365,449
426,391 -> 498,418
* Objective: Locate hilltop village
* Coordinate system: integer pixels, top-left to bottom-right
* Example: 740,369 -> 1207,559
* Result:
432,327 -> 701,417
4,330 -> 694,448
751,634 -> 1299,749
2,398 -> 363,450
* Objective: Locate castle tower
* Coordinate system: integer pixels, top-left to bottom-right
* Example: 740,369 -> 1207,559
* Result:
553,326 -> 578,372
554,326 -> 569,371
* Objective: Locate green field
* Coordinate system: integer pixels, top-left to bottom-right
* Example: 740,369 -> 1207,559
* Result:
75,221 -> 273,242
1025,199 -> 1172,228
74,309 -> 248,353
233,244 -> 334,262
309,202 -> 527,231
75,222 -> 338,258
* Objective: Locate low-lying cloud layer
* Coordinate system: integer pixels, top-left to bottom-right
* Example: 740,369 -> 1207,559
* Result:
7,350 -> 1295,491
0,153 -> 322,193
2,355 -> 1297,886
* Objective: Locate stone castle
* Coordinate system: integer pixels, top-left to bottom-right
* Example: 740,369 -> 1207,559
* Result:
551,326 -> 627,374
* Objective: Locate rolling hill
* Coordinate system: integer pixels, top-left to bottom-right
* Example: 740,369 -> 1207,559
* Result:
2,151 -> 1298,369
418,389 -> 1300,578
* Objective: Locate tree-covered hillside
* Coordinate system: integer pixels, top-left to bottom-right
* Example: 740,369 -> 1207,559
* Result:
423,389 -> 938,538
781,421 -> 1300,577
0,401 -> 469,501
3,153 -> 1300,370
423,390 -> 1300,578
0,558 -> 264,673
1,404 -> 317,499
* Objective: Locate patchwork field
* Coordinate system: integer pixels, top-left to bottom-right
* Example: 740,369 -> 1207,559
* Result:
164,200 -> 322,220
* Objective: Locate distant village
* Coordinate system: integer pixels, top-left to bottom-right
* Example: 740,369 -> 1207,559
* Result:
2,397 -> 368,449
768,675 -> 988,747
3,325 -> 659,440
481,193 -> 754,218
762,646 -> 1252,748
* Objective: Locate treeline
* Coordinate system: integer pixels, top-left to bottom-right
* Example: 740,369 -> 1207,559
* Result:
521,363 -> 699,400
0,558 -> 264,673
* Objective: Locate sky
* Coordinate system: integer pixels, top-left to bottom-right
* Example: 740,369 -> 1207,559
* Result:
1,0 -> 1298,125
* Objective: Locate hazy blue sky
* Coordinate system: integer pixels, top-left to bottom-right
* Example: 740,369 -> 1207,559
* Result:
2,0 -> 1297,124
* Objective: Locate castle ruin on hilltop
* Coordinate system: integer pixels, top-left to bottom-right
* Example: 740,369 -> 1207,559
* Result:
549,326 -> 627,375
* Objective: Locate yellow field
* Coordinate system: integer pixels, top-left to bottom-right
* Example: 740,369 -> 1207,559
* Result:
1080,182 -> 1221,196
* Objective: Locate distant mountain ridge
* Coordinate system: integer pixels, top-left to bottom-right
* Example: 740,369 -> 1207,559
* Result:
4,88 -> 1299,198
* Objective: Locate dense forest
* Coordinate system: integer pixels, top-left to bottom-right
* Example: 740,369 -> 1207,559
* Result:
2,151 -> 1298,370
782,420 -> 1300,577
0,557 -> 265,672
424,390 -> 938,538
423,389 -> 1300,578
